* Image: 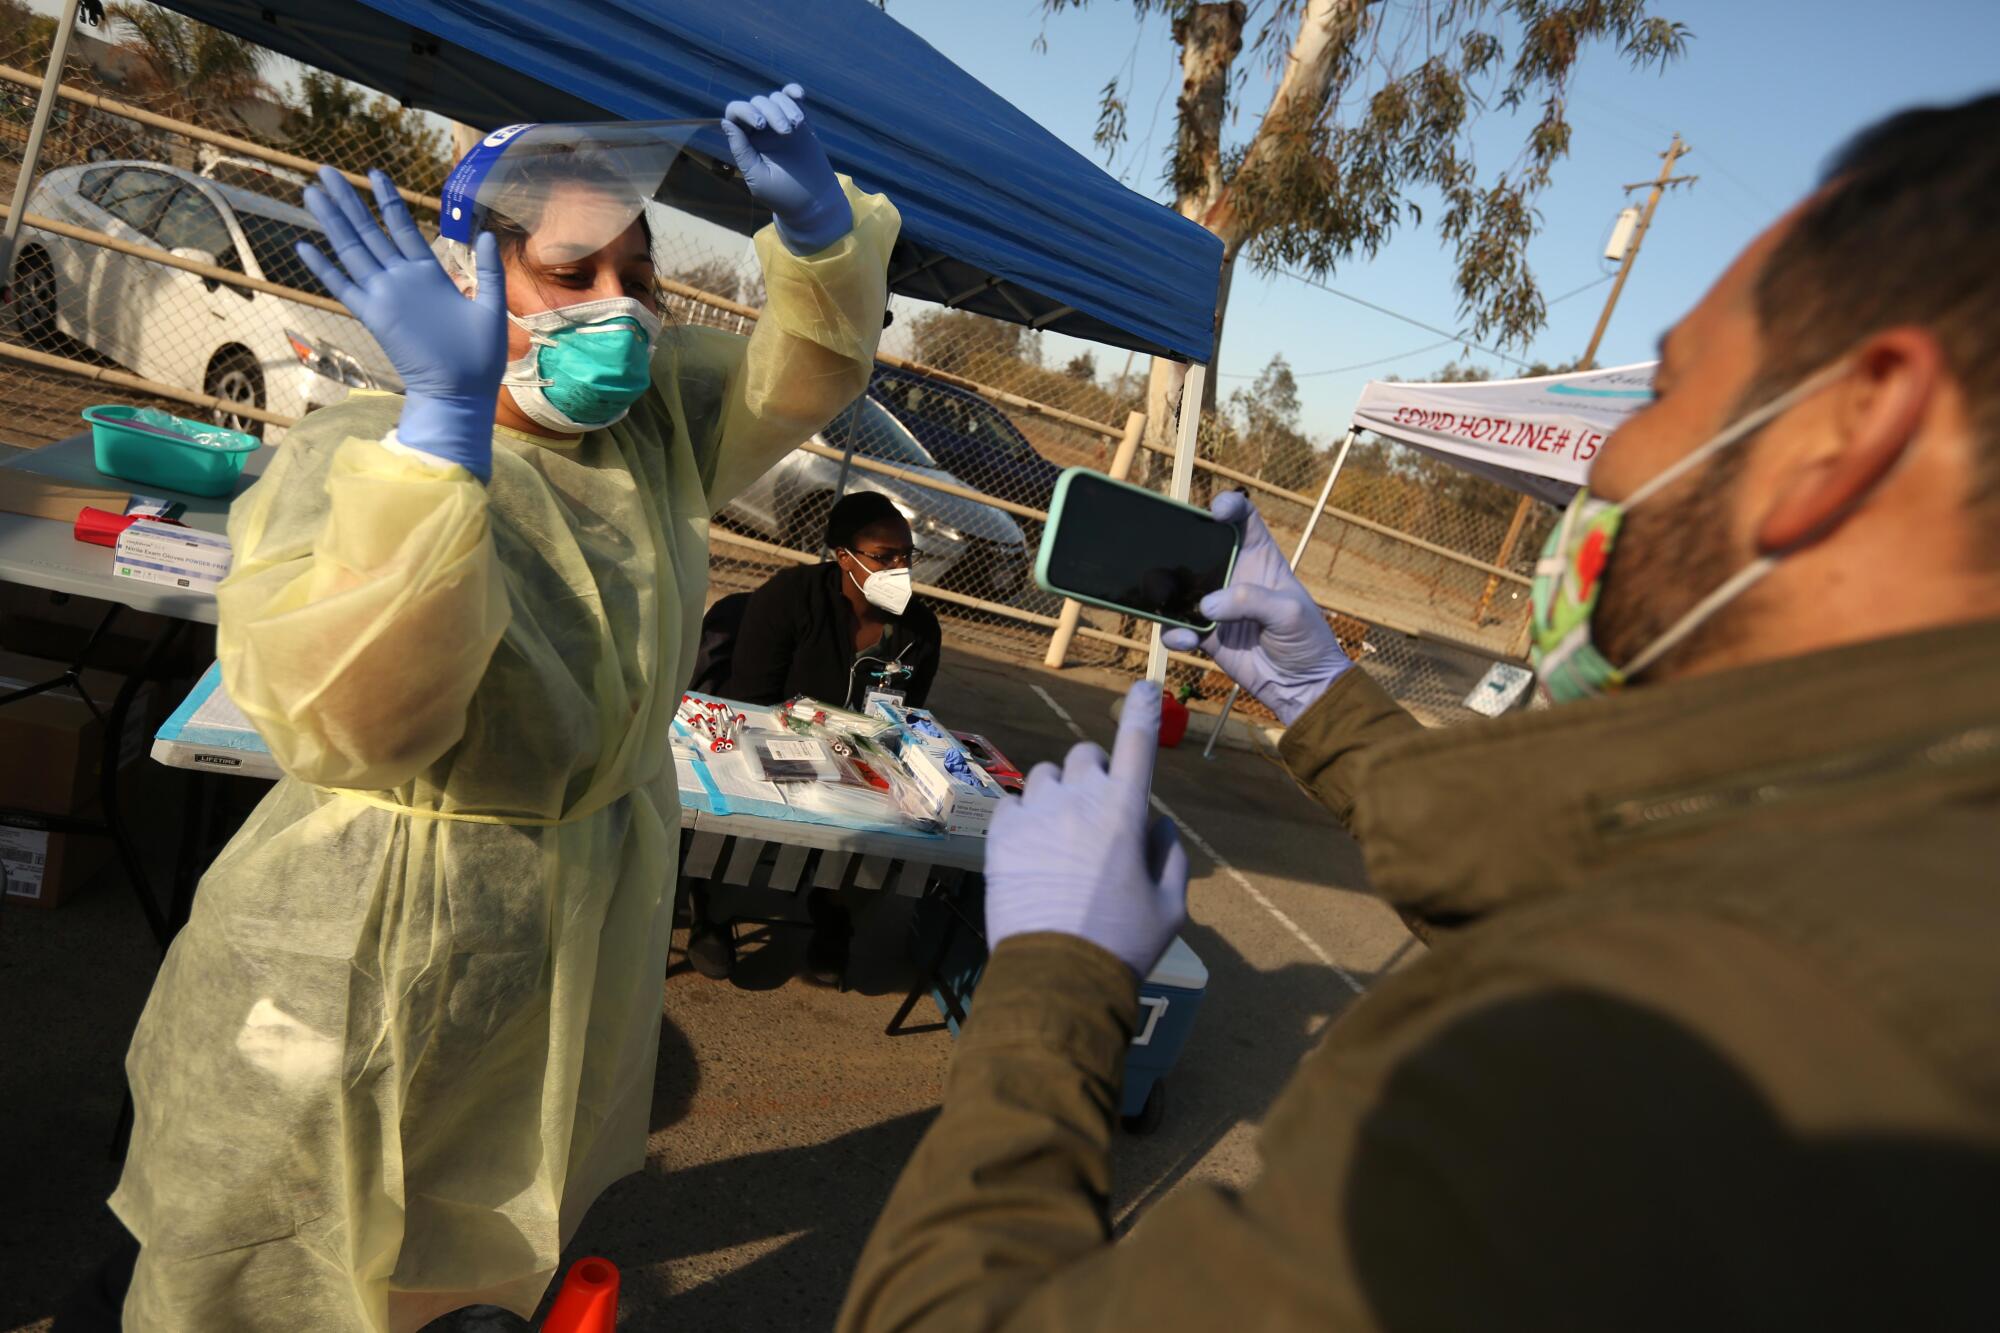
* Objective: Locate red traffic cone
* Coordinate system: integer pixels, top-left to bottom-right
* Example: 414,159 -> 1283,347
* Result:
541,1257 -> 620,1333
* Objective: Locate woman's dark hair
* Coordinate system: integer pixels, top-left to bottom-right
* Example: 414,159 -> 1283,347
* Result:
825,491 -> 907,550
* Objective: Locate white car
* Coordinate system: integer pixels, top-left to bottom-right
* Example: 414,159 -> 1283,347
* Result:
13,160 -> 399,438
721,395 -> 1030,602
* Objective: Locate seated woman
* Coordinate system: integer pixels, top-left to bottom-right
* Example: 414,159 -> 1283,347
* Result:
723,489 -> 942,709
689,491 -> 942,982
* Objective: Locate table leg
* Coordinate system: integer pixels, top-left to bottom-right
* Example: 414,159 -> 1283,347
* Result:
166,767 -> 218,936
886,874 -> 968,1037
97,616 -> 188,949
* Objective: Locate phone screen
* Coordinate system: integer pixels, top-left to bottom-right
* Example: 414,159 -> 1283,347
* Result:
1042,473 -> 1238,627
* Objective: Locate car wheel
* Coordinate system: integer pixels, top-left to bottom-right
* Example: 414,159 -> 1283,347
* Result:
12,248 -> 56,345
205,348 -> 265,440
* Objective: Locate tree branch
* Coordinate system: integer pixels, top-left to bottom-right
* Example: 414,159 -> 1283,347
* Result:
1202,0 -> 1371,247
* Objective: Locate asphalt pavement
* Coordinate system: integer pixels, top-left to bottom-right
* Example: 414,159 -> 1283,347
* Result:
0,645 -> 1416,1333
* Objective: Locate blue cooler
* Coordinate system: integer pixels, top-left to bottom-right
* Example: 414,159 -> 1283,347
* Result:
910,887 -> 1208,1134
1122,935 -> 1208,1129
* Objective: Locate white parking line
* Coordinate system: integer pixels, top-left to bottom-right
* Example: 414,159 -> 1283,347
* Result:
1028,684 -> 1363,995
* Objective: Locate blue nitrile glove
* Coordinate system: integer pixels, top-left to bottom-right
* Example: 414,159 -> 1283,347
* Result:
295,168 -> 507,483
984,680 -> 1191,979
721,84 -> 853,255
1161,491 -> 1351,726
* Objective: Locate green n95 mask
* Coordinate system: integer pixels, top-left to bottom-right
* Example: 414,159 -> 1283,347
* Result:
504,296 -> 662,434
1530,361 -> 1849,704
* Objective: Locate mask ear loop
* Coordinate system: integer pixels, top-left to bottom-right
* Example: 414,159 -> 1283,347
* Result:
1623,360 -> 1853,510
1613,359 -> 1853,680
837,548 -> 869,601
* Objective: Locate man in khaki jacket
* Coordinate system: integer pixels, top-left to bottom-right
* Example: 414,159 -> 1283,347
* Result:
839,94 -> 2000,1331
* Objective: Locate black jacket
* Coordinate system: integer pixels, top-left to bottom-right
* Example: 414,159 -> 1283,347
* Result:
721,562 -> 941,709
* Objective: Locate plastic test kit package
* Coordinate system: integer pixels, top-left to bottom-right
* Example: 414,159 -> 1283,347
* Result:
777,697 -> 944,833
870,701 -> 1006,836
674,693 -> 942,835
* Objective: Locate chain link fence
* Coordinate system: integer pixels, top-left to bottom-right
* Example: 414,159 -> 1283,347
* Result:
0,5 -> 1551,727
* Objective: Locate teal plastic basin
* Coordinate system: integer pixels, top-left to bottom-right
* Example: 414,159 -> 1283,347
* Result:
82,404 -> 260,498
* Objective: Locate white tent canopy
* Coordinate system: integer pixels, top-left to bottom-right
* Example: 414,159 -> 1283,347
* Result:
1202,363 -> 1656,746
1348,361 -> 1658,506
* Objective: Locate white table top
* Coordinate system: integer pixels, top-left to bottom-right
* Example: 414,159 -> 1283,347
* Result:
0,430 -> 269,625
687,803 -> 988,872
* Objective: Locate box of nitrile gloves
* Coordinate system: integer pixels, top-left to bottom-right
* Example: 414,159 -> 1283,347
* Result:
868,701 -> 1006,835
901,742 -> 1004,836
113,519 -> 231,592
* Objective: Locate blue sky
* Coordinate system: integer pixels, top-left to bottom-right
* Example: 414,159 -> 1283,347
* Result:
886,0 -> 2000,441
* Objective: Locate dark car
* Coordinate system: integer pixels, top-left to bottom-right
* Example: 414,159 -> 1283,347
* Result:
868,366 -> 1065,517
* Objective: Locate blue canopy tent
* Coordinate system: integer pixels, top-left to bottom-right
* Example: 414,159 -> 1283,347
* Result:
110,0 -> 1226,365
1,0 -> 1222,680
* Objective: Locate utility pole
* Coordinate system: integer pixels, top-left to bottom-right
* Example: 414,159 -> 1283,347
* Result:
1579,134 -> 1696,369
1474,136 -> 1695,626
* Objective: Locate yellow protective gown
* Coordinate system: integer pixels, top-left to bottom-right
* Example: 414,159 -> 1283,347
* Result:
110,183 -> 899,1332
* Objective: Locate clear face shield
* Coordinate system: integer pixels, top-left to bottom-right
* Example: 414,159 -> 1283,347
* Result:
437,121 -> 711,433
439,119 -> 711,269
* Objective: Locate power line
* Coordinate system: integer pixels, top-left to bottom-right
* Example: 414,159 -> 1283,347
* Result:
1274,269 -> 1539,369
1215,335 -> 1457,381
1216,271 -> 1613,380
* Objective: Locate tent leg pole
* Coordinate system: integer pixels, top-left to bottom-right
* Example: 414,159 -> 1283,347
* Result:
1148,364 -> 1206,685
1474,493 -> 1535,624
1202,428 -> 1354,759
1046,409 -> 1146,669
1,7 -> 78,294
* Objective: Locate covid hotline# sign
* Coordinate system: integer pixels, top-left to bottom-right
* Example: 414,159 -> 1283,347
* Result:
1350,363 -> 1656,500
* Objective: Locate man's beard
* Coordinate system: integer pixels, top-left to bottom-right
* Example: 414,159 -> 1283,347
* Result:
1591,443 -> 1754,681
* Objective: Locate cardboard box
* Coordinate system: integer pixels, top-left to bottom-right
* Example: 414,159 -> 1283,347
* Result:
0,468 -> 129,524
0,651 -> 154,815
0,823 -> 112,908
0,650 -> 164,910
0,583 -> 192,675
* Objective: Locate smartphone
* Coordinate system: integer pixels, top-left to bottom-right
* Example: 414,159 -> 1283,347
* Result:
1035,468 -> 1240,633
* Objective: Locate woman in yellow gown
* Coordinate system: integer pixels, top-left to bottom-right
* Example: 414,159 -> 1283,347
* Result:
109,88 -> 897,1330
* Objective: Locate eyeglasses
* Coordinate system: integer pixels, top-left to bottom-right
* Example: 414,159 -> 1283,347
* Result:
849,546 -> 916,569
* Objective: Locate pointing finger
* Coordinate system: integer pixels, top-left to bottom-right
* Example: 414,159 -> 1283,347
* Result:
1107,680 -> 1162,797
